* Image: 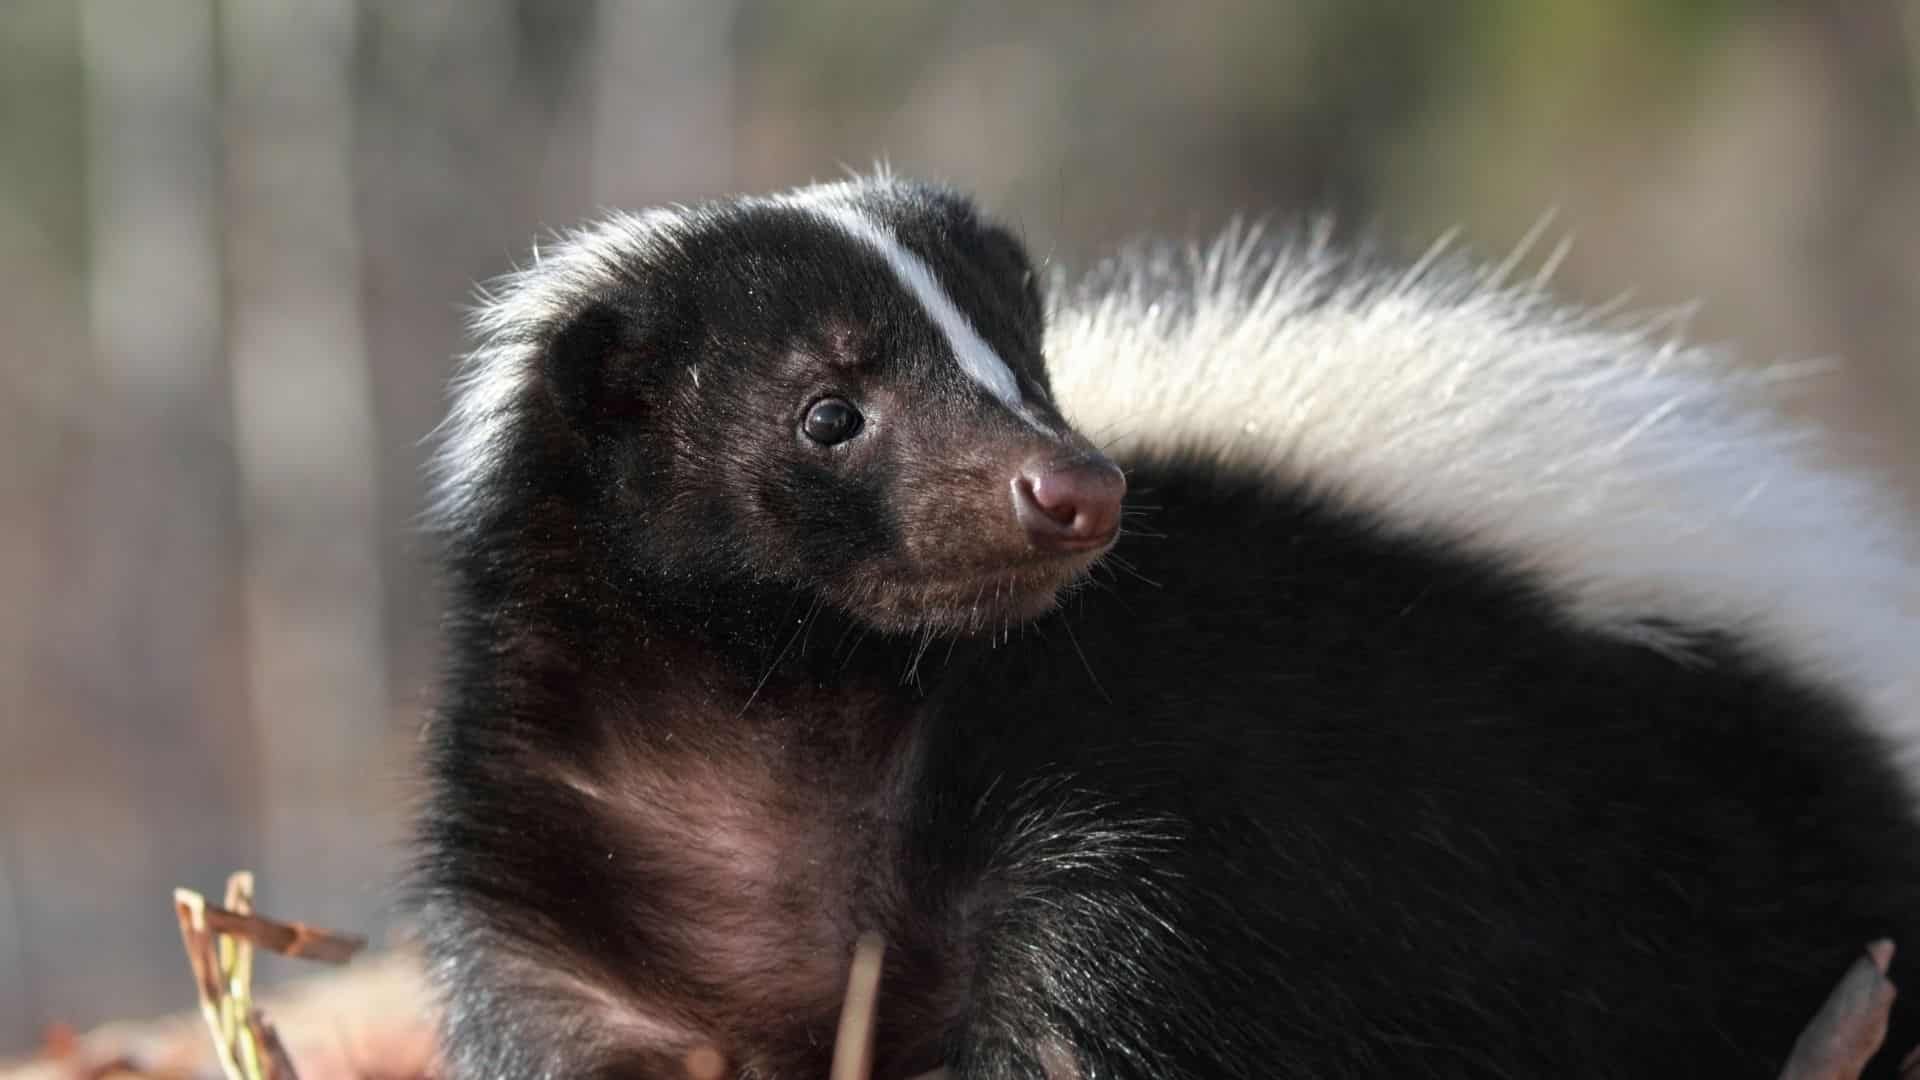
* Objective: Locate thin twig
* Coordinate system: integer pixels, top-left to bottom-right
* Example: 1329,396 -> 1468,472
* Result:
828,932 -> 886,1080
173,889 -> 246,1080
195,903 -> 367,965
246,1010 -> 300,1080
173,872 -> 366,1080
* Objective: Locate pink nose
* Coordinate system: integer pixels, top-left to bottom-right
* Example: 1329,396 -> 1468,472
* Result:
1011,452 -> 1127,554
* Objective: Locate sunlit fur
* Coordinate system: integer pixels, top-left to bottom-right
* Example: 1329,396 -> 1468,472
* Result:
428,204 -> 692,532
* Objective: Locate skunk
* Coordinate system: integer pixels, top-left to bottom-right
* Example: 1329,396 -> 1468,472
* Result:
414,175 -> 1920,1078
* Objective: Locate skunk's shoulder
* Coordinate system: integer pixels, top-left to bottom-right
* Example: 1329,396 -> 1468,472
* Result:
1047,227 -> 1920,745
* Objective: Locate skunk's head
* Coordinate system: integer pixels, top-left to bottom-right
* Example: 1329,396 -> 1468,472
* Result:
435,178 -> 1123,634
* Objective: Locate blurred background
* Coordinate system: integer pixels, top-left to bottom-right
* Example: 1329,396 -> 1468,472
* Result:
2,0 -> 1918,1052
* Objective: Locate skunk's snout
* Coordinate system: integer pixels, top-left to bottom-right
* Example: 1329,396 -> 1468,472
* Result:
1012,451 -> 1127,554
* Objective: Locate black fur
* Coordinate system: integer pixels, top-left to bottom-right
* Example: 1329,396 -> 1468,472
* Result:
415,178 -> 1920,1078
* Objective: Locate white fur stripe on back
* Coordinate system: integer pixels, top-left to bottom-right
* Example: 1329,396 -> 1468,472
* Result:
1045,227 -> 1920,768
808,205 -> 1049,433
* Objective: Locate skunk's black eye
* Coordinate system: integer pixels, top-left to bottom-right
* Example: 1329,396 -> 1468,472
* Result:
802,397 -> 862,446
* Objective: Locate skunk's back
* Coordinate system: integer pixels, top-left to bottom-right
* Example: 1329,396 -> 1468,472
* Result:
1047,227 -> 1920,756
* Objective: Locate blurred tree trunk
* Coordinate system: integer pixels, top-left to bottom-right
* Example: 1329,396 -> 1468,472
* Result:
1798,1 -> 1920,503
5,0 -> 256,1039
221,0 -> 390,947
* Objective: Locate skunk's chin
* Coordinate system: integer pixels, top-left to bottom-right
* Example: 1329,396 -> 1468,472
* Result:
829,548 -> 1108,636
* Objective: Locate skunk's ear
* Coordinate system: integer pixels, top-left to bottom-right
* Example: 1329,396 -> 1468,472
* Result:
543,290 -> 688,428
971,221 -> 1044,330
543,300 -> 627,420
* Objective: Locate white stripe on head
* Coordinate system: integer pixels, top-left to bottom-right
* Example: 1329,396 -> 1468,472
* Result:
808,204 -> 1050,434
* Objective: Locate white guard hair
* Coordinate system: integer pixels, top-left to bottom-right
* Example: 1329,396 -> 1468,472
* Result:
1045,225 -> 1920,756
429,205 -> 693,530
